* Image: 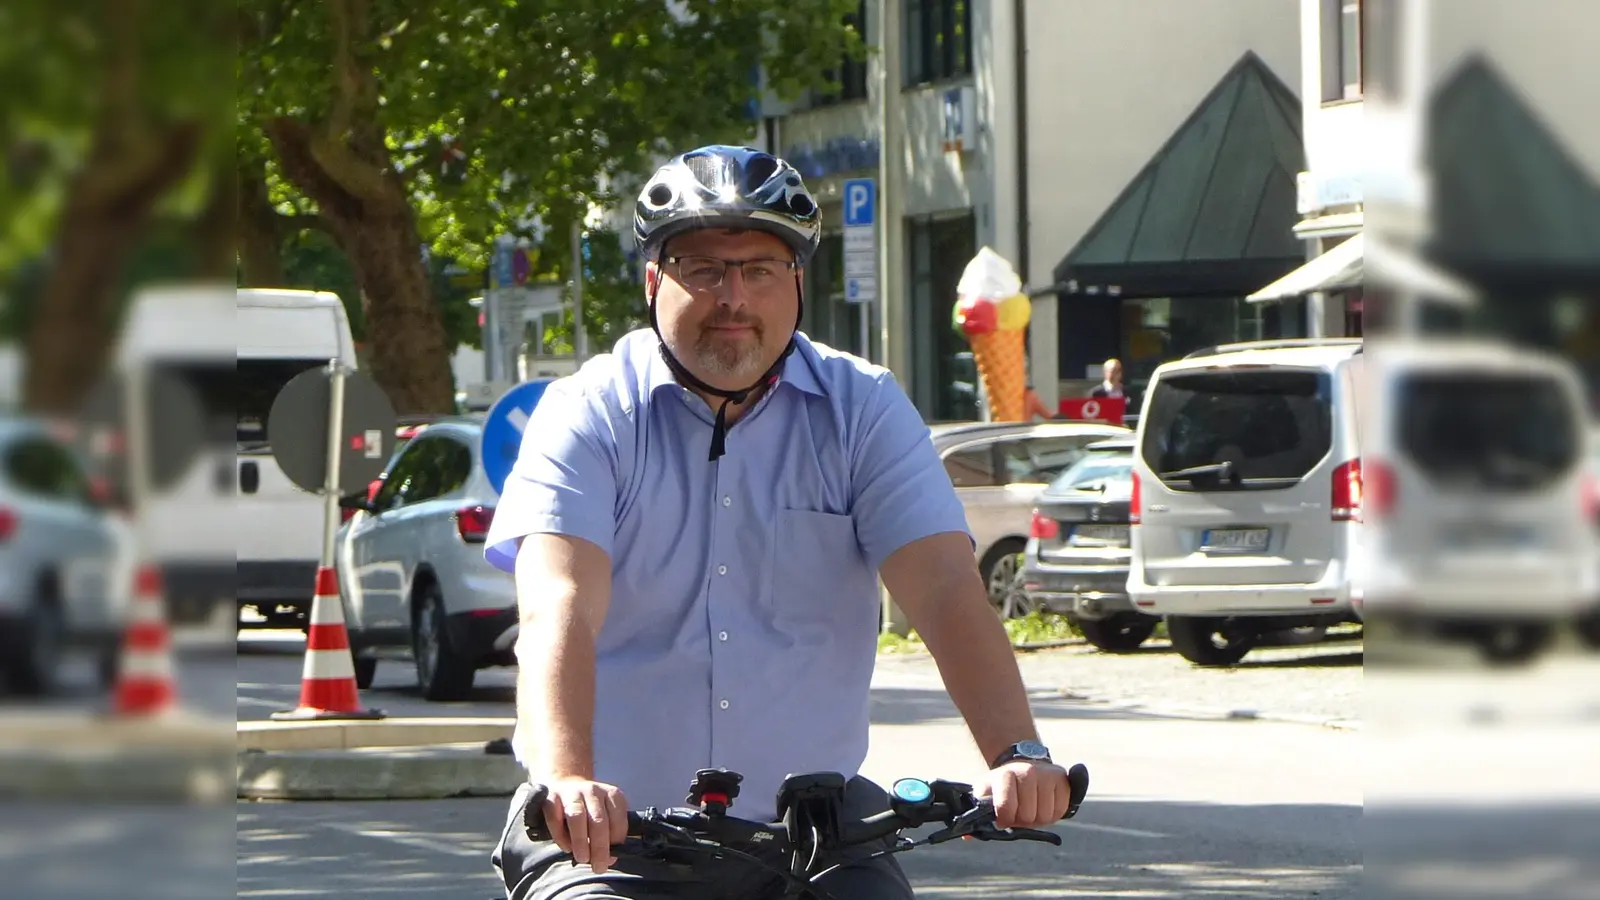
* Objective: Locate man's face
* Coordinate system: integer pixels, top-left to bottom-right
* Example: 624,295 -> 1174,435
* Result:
1106,361 -> 1123,384
648,229 -> 799,391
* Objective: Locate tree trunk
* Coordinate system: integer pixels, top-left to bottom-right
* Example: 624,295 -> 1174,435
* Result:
189,154 -> 237,281
21,124 -> 201,414
264,117 -> 455,414
237,160 -> 287,286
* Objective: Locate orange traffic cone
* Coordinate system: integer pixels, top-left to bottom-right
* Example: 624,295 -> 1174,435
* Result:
271,567 -> 383,720
112,564 -> 177,716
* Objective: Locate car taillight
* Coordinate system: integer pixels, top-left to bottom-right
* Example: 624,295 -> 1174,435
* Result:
1331,459 -> 1361,521
1332,458 -> 1391,522
1029,510 -> 1058,539
0,507 -> 16,541
1366,460 -> 1396,520
455,505 -> 495,543
1129,473 -> 1142,525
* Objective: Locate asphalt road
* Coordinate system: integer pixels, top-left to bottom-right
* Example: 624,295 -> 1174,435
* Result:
234,684 -> 1364,898
237,628 -> 517,720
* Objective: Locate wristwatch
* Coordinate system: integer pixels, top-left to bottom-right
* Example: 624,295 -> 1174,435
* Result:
990,740 -> 1052,769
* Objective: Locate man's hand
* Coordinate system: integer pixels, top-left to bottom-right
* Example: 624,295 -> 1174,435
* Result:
980,760 -> 1072,830
540,778 -> 629,873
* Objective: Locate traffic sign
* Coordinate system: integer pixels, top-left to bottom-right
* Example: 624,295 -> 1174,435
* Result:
480,378 -> 556,495
842,178 -> 876,227
267,367 -> 398,495
76,368 -> 208,494
842,178 -> 877,306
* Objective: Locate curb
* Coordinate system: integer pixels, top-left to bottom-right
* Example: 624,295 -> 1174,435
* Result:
237,743 -> 525,801
237,716 -> 515,752
0,711 -> 235,803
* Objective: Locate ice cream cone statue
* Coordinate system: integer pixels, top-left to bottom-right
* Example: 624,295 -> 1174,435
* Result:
952,248 -> 1032,422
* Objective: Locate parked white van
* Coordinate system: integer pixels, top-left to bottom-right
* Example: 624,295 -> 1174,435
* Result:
235,288 -> 359,628
1127,339 -> 1366,666
113,285 -> 358,627
113,283 -> 235,625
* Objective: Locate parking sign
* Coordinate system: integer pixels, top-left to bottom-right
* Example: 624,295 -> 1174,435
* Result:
843,179 -> 876,228
842,179 -> 877,304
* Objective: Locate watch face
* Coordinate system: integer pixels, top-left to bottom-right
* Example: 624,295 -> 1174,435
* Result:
1016,740 -> 1050,759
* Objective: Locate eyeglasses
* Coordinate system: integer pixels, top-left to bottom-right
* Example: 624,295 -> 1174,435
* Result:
666,255 -> 797,292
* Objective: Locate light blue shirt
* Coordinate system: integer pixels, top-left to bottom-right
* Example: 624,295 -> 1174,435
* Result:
484,329 -> 971,822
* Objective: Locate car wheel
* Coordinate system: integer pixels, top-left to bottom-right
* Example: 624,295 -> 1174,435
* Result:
980,541 -> 1031,619
354,657 -> 378,690
1078,613 -> 1157,653
413,582 -> 474,701
1166,616 -> 1256,667
6,590 -> 64,696
1475,623 -> 1553,666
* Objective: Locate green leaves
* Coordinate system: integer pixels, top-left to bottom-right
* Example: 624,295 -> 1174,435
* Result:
239,0 -> 868,338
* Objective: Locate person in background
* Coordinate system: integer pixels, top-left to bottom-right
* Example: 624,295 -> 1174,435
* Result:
1090,358 -> 1124,399
1023,382 -> 1053,421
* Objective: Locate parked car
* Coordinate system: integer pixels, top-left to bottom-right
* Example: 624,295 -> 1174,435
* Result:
0,416 -> 131,695
1021,437 -> 1157,651
334,415 -> 514,700
931,420 -> 1130,617
1128,339 -> 1366,666
1356,339 -> 1598,664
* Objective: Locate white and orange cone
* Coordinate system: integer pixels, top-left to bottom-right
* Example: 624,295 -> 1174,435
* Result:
271,567 -> 384,721
112,564 -> 177,717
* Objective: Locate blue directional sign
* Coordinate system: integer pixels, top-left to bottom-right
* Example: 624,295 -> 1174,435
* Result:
842,178 -> 876,227
480,378 -> 556,495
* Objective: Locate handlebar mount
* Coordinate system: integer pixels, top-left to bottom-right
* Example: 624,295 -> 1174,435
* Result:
522,763 -> 1090,899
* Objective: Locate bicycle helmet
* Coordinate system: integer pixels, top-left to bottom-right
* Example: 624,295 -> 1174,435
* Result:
634,146 -> 822,461
634,145 -> 821,264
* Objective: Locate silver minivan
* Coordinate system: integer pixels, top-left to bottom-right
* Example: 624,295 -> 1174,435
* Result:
1356,339 -> 1598,663
1128,340 -> 1365,665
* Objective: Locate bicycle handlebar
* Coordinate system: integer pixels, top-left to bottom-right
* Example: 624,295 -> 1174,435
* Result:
522,762 -> 1090,860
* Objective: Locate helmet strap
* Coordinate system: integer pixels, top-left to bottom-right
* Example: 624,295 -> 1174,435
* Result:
647,250 -> 805,461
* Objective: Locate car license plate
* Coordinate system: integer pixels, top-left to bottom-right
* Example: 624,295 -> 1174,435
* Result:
1201,528 -> 1270,552
1441,522 -> 1533,549
1069,525 -> 1129,546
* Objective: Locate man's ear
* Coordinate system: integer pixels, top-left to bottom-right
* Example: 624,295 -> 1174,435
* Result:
644,261 -> 661,296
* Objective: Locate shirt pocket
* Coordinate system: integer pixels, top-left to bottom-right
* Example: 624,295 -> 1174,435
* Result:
765,508 -> 879,636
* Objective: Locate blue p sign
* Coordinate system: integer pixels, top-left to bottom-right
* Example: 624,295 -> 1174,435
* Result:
843,179 -> 875,228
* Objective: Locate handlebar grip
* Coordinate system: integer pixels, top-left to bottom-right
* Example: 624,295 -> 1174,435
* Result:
520,784 -> 646,843
1064,763 -> 1090,820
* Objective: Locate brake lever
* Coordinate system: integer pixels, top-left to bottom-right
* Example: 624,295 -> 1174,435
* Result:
970,826 -> 1062,846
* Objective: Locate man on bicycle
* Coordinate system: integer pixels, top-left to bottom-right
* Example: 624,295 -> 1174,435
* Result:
486,145 -> 1071,899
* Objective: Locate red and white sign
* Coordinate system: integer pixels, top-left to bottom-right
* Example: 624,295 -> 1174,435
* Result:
1059,397 -> 1126,424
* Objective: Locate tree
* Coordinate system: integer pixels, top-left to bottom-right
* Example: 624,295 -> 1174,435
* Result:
0,0 -> 233,413
238,0 -> 865,414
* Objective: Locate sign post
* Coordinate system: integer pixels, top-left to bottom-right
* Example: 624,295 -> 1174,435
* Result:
319,360 -> 347,574
842,177 -> 877,361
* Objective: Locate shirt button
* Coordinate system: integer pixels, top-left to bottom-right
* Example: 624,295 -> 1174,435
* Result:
717,565 -> 728,576
718,631 -> 729,642
719,699 -> 730,710
722,496 -> 731,507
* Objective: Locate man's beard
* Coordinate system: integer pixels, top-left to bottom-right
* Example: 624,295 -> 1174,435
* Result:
686,316 -> 766,382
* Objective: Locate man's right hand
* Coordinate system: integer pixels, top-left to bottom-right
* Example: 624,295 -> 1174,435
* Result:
540,778 -> 629,874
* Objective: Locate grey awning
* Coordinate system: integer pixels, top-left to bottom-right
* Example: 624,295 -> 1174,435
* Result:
1247,234 -> 1364,302
1368,236 -> 1478,305
1049,51 -> 1306,299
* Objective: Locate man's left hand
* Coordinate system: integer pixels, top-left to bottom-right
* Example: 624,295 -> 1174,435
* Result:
980,760 -> 1071,830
